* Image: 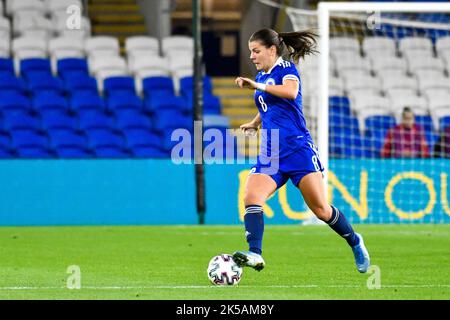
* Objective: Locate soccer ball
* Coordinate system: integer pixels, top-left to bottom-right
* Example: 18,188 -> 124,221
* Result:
207,254 -> 243,286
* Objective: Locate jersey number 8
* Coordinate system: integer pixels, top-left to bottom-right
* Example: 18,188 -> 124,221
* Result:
258,95 -> 268,112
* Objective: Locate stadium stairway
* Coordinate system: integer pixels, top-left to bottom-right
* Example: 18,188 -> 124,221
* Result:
212,77 -> 260,157
88,0 -> 148,54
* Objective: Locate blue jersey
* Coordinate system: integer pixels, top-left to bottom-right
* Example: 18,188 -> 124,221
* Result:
254,57 -> 313,159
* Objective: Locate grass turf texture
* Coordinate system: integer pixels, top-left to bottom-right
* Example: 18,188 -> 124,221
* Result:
0,224 -> 449,299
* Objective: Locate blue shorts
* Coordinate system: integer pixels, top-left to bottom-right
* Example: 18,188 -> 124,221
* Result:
250,142 -> 324,189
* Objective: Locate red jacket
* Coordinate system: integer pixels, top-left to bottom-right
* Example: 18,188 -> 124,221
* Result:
381,124 -> 430,158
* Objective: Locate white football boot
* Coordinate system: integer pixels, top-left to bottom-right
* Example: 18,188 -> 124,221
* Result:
232,251 -> 265,271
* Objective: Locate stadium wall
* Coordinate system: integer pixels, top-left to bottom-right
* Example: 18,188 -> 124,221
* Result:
0,159 -> 449,226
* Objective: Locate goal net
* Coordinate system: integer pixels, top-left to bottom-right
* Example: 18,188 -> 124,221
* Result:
282,2 -> 450,223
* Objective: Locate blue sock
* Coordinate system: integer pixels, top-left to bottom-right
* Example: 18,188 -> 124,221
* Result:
327,205 -> 359,247
244,205 -> 264,255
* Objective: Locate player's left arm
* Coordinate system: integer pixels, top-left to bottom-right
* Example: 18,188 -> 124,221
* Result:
236,77 -> 299,100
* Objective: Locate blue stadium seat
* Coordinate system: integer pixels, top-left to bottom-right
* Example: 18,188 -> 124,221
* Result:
440,116 -> 450,130
365,115 -> 396,132
86,128 -> 130,158
0,132 -> 13,157
0,75 -> 27,95
16,147 -> 54,158
86,128 -> 126,148
57,58 -> 89,78
10,129 -> 52,158
363,130 -> 388,158
3,111 -> 41,131
65,75 -> 98,95
179,76 -> 213,96
40,110 -> 77,131
114,109 -> 152,130
329,96 -> 351,117
0,132 -> 11,150
415,115 -> 434,132
122,128 -> 167,157
131,147 -> 169,158
77,109 -> 115,131
20,58 -> 52,78
33,93 -> 68,112
0,93 -> 31,112
142,76 -> 175,97
144,93 -> 188,114
104,76 -> 136,96
330,115 -> 360,136
71,92 -> 105,111
184,92 -> 221,114
152,109 -> 193,132
0,58 -> 14,75
27,72 -> 64,96
331,134 -> 363,158
0,148 -> 14,158
48,129 -> 92,158
107,93 -> 142,111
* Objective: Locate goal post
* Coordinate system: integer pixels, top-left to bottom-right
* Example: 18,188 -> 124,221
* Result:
317,2 -> 450,187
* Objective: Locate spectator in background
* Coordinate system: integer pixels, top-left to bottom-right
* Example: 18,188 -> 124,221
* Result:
381,107 -> 430,158
433,126 -> 450,158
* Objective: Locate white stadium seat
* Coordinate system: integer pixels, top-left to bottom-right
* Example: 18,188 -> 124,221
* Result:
53,12 -> 91,38
440,51 -> 450,71
125,36 -> 159,56
330,37 -> 360,53
90,55 -> 127,76
329,76 -> 345,97
362,36 -> 397,59
168,54 -> 193,71
427,92 -> 450,112
12,36 -> 47,56
0,18 -> 10,42
423,88 -> 450,105
45,0 -> 83,15
436,36 -> 450,56
49,36 -> 85,55
371,55 -> 408,75
390,95 -> 429,120
417,75 -> 450,93
85,36 -> 120,57
352,94 -> 391,113
343,74 -> 381,95
381,75 -> 418,93
0,38 -> 10,58
384,88 -> 418,102
161,36 -> 193,55
13,14 -> 53,39
399,37 -> 433,55
9,0 -> 46,16
334,53 -> 371,76
407,54 -> 445,74
431,107 -> 450,131
128,55 -> 168,75
377,69 -> 408,83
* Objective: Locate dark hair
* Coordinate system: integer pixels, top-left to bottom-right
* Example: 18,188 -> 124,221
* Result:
402,106 -> 413,116
249,28 -> 318,64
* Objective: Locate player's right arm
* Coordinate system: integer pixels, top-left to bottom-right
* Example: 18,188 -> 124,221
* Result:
240,113 -> 261,134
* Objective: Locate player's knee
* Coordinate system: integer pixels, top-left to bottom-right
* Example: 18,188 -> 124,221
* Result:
311,205 -> 332,222
244,192 -> 265,207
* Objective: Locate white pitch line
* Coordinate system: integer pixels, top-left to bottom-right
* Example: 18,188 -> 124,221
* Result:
0,284 -> 449,290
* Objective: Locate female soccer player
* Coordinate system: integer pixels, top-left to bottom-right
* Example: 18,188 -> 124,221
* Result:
232,28 -> 370,273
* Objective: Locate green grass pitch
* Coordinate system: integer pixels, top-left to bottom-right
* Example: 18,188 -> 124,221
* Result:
0,224 -> 449,299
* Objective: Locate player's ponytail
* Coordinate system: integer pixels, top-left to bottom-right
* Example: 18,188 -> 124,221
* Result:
278,30 -> 318,64
249,28 -> 318,64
